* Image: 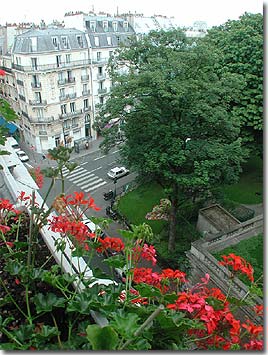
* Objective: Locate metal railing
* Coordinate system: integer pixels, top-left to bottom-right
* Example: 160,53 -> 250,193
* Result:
31,82 -> 41,88
58,77 -> 76,86
81,74 -> 89,81
29,99 -> 47,106
12,59 -> 91,72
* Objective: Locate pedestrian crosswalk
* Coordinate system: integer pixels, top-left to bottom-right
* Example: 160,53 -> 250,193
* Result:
62,164 -> 107,192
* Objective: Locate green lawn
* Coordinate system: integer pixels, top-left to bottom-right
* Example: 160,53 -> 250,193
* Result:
222,155 -> 263,204
212,234 -> 263,287
117,182 -> 167,235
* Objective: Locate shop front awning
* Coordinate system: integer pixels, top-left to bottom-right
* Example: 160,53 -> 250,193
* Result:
0,116 -> 18,134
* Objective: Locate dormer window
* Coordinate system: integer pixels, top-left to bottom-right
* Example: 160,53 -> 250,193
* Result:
103,20 -> 108,31
123,21 -> 128,31
77,35 -> 83,47
107,36 -> 112,46
112,21 -> 118,32
94,36 -> 99,46
90,21 -> 96,32
61,36 -> 68,48
52,37 -> 58,48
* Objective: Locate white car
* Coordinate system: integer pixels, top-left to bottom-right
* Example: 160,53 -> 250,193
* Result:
107,166 -> 129,180
16,150 -> 29,162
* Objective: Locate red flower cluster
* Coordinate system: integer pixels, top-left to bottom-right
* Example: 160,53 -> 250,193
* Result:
132,241 -> 157,266
133,267 -> 187,292
29,166 -> 44,188
61,192 -> 100,214
96,236 -> 124,254
0,198 -> 20,221
219,253 -> 254,282
49,215 -> 95,250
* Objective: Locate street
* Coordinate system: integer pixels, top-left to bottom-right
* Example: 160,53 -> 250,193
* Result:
39,146 -> 136,218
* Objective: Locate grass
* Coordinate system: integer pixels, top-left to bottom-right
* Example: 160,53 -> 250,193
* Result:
212,234 -> 263,287
222,155 -> 263,204
117,182 -> 167,235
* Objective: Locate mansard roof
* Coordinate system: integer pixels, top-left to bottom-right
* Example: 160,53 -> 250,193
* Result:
12,28 -> 88,54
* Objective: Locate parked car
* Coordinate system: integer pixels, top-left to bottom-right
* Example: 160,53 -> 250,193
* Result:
6,137 -> 20,152
16,150 -> 29,162
107,166 -> 129,180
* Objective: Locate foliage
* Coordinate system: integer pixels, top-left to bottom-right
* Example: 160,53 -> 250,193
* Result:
95,28 -> 248,251
212,234 -> 263,287
0,98 -> 18,122
204,12 -> 263,156
0,146 -> 263,351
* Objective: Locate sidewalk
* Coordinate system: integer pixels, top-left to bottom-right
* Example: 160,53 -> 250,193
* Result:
19,137 -> 104,169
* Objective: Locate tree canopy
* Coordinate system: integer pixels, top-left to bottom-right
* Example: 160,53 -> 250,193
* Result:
95,29 -> 247,251
204,12 -> 263,156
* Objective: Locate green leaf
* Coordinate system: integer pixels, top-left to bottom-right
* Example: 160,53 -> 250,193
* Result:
86,324 -> 119,350
135,283 -> 162,298
110,312 -> 139,338
33,293 -> 66,313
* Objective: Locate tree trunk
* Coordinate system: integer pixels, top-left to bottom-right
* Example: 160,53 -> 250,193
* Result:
168,184 -> 178,252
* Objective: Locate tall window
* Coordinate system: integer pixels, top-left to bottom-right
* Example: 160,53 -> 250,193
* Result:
66,54 -> 71,63
61,104 -> 67,114
84,98 -> 89,109
35,92 -> 41,103
97,52 -> 101,61
70,102 -> 75,113
107,36 -> 112,46
60,88 -> 65,97
94,36 -> 99,46
56,55 -> 61,67
112,21 -> 118,32
52,37 -> 58,48
83,83 -> 88,94
31,57 -> 37,70
103,21 -> 108,31
61,36 -> 68,48
77,35 -> 83,47
36,108 -> 44,118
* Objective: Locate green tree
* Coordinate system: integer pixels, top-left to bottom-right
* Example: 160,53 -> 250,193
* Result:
95,29 -> 247,251
204,12 -> 263,156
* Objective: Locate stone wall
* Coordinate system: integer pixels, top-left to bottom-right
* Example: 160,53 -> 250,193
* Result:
187,213 -> 263,323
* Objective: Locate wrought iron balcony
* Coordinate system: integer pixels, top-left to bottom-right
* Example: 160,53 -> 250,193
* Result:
98,88 -> 107,95
29,100 -> 47,106
81,74 -> 89,82
31,82 -> 41,89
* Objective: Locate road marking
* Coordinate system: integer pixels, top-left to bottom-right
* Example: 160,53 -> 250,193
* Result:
112,150 -> 120,154
87,166 -> 102,173
79,176 -> 102,189
68,171 -> 94,182
85,180 -> 107,192
63,167 -> 85,177
94,155 -> 106,161
70,174 -> 97,184
108,161 -> 116,166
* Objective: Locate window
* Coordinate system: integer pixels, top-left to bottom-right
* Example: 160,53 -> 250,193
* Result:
97,52 -> 101,61
36,108 -> 44,118
123,21 -> 128,31
70,102 -> 76,113
109,51 -> 113,58
66,54 -> 71,63
103,21 -> 108,31
35,92 -> 41,103
94,36 -> 99,46
31,57 -> 37,70
61,104 -> 67,114
60,88 -> 65,97
56,55 -> 61,67
84,99 -> 89,109
61,36 -> 68,48
107,36 -> 112,45
58,71 -> 64,81
90,21 -> 96,32
52,37 -> 58,48
67,70 -> 73,81
30,37 -> 37,51
77,35 -> 83,47
112,21 -> 118,32
99,96 -> 104,104
83,83 -> 88,93
55,136 -> 61,147
98,66 -> 103,75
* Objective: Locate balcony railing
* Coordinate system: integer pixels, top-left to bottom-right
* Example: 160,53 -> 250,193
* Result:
59,109 -> 82,119
16,79 -> 24,86
29,100 -> 47,106
68,92 -> 77,99
28,116 -> 55,124
58,77 -> 76,86
81,74 -> 89,82
59,94 -> 69,101
82,90 -> 90,96
22,111 -> 29,118
31,82 -> 41,89
12,59 -> 91,72
39,130 -> 48,136
19,94 -> 26,101
97,73 -> 106,80
83,106 -> 91,112
98,88 -> 107,95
